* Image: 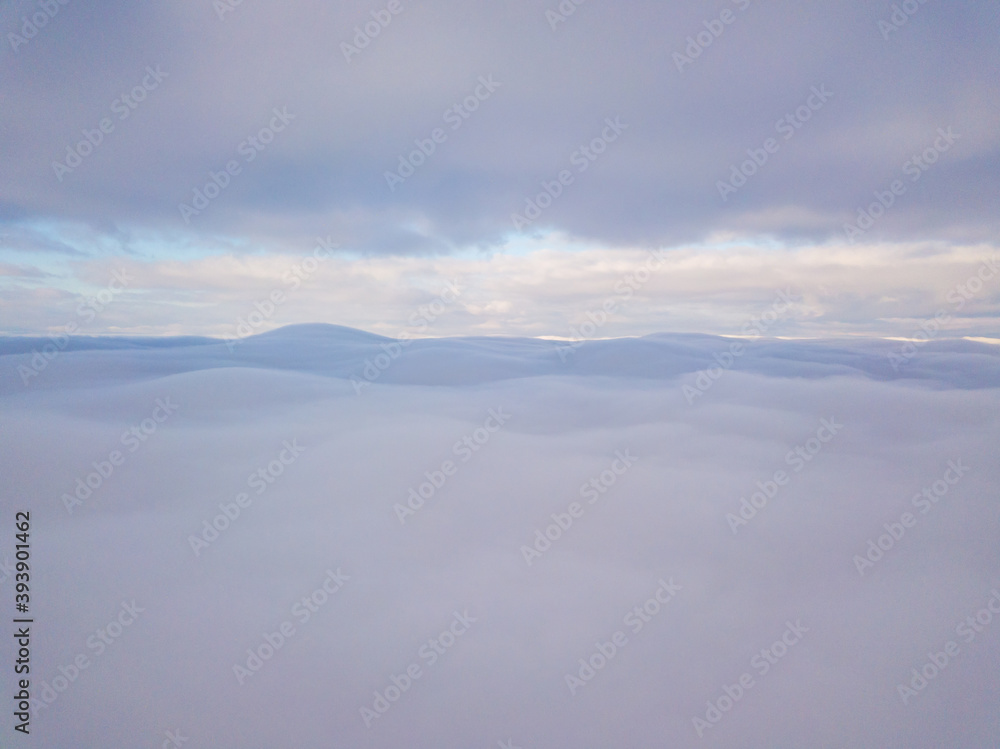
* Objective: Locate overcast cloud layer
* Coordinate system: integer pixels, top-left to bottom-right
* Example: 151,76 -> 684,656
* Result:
1,0 -> 999,336
1,329 -> 999,747
2,3 -> 999,744
1,0 -> 997,248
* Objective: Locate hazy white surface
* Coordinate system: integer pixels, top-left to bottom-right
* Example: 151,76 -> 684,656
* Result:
1,325 -> 998,748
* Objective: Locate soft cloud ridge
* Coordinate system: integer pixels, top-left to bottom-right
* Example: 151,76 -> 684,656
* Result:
1,328 -> 998,747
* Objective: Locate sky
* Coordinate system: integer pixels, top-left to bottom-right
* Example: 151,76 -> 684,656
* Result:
2,4 -> 1000,745
1,0 -> 998,339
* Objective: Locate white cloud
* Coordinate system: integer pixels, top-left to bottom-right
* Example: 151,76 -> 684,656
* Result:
1,330 -> 997,747
3,238 -> 997,340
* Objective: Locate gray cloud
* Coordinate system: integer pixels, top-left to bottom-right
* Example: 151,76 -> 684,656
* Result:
1,0 -> 997,254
